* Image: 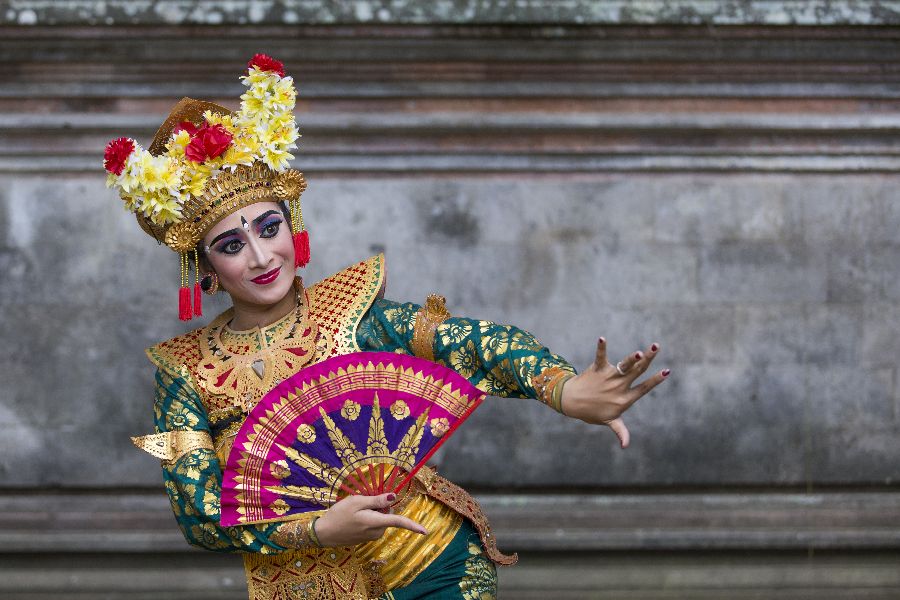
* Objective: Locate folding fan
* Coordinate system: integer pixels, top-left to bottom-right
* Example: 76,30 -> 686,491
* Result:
220,351 -> 485,527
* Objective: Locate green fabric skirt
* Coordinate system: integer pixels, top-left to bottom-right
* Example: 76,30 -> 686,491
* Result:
381,519 -> 498,600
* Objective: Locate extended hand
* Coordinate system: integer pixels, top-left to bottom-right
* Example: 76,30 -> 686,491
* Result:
560,337 -> 670,448
313,493 -> 427,547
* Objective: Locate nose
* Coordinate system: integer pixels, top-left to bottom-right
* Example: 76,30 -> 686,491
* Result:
244,233 -> 272,270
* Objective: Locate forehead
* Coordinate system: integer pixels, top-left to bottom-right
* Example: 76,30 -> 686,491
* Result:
203,201 -> 282,241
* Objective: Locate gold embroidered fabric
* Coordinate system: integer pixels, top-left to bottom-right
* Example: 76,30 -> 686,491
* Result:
411,294 -> 452,362
131,431 -> 214,464
307,254 -> 385,359
417,467 -> 518,566
145,329 -> 204,381
145,254 -> 519,598
196,280 -> 318,413
356,488 -> 463,590
244,546 -> 385,600
269,513 -> 324,549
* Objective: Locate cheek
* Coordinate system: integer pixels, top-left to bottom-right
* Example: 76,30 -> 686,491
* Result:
207,254 -> 246,289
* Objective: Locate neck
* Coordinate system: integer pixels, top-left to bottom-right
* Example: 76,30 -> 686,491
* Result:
228,284 -> 298,331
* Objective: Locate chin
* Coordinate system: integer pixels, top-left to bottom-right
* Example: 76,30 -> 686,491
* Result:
241,273 -> 294,306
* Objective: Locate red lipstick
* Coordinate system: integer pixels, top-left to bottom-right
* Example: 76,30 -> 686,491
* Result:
251,266 -> 281,285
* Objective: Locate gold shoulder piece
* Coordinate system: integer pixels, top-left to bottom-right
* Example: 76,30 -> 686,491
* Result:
411,294 -> 452,362
145,327 -> 205,374
308,254 -> 386,358
131,431 -> 214,464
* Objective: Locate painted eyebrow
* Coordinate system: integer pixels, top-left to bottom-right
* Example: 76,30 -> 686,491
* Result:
209,211 -> 282,247
253,210 -> 280,226
209,228 -> 239,247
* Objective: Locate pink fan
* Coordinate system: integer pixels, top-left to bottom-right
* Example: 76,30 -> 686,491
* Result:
220,351 -> 485,526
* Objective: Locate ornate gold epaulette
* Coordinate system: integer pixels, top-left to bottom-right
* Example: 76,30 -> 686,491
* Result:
131,431 -> 214,465
411,294 -> 451,361
307,254 -> 386,358
145,328 -> 204,375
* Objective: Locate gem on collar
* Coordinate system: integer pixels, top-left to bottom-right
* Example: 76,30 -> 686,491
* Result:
251,360 -> 265,379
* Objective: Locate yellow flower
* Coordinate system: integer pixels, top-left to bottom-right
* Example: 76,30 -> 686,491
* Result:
221,142 -> 256,170
243,67 -> 279,88
261,146 -> 294,171
143,191 -> 184,226
166,129 -> 191,159
183,165 -> 211,197
202,110 -> 235,130
270,77 -> 297,111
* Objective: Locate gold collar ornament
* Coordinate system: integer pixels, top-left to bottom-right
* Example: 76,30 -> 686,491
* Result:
197,278 -> 318,412
102,54 -> 310,321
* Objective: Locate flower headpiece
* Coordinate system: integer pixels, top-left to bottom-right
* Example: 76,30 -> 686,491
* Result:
104,54 -> 310,321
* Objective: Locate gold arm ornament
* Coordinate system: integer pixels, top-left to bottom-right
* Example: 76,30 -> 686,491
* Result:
411,294 -> 452,361
533,366 -> 576,414
131,431 -> 214,465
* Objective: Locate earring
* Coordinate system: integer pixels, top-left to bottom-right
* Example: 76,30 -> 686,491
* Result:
200,272 -> 219,295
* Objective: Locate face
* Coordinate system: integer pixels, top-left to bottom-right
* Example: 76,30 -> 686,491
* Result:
202,201 -> 295,308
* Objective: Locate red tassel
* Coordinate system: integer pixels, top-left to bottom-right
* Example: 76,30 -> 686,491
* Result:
294,230 -> 310,268
193,282 -> 203,317
178,286 -> 192,321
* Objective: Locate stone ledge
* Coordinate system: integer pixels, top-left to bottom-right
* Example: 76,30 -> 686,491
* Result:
1,1 -> 898,26
6,154 -> 900,174
2,551 -> 900,599
1,490 -> 897,553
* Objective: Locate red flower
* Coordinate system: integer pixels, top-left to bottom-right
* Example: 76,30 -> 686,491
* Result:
103,137 -> 135,175
185,123 -> 233,163
173,121 -> 200,136
247,53 -> 285,77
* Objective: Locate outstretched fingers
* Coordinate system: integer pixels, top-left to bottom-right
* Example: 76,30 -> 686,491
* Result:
593,337 -> 608,371
622,343 -> 661,380
607,418 -> 630,449
625,368 -> 672,408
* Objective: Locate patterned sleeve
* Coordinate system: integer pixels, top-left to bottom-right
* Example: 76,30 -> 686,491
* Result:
153,366 -> 310,554
356,297 -> 577,402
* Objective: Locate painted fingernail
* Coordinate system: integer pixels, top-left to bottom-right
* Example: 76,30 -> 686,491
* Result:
634,352 -> 642,360
662,369 -> 671,377
651,344 -> 659,352
387,494 -> 396,501
599,337 -> 605,345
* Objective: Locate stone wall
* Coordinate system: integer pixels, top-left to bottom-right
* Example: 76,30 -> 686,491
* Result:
0,1 -> 898,597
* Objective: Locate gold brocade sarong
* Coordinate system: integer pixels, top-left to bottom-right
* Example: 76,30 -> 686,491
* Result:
242,494 -> 462,598
356,494 -> 463,589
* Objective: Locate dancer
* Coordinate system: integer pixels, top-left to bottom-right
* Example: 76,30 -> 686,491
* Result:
108,54 -> 670,600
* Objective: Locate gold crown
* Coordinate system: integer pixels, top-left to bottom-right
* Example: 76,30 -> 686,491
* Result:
104,55 -> 310,320
133,98 -> 307,253
105,55 -> 304,254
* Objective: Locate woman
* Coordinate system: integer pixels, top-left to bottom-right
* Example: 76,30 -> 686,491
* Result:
111,55 -> 670,600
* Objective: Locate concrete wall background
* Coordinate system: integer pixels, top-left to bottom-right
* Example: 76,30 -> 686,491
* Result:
3,174 -> 899,488
1,1 -> 899,597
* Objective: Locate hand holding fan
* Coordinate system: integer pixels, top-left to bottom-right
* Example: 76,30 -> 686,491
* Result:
220,351 -> 485,526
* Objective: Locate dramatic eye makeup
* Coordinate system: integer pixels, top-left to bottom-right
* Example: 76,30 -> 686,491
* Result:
208,210 -> 283,255
256,210 -> 283,238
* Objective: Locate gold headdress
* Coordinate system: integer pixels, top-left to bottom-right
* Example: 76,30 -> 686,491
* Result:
103,54 -> 309,321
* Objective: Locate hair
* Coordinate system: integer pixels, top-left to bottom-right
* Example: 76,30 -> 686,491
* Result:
191,200 -> 293,274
